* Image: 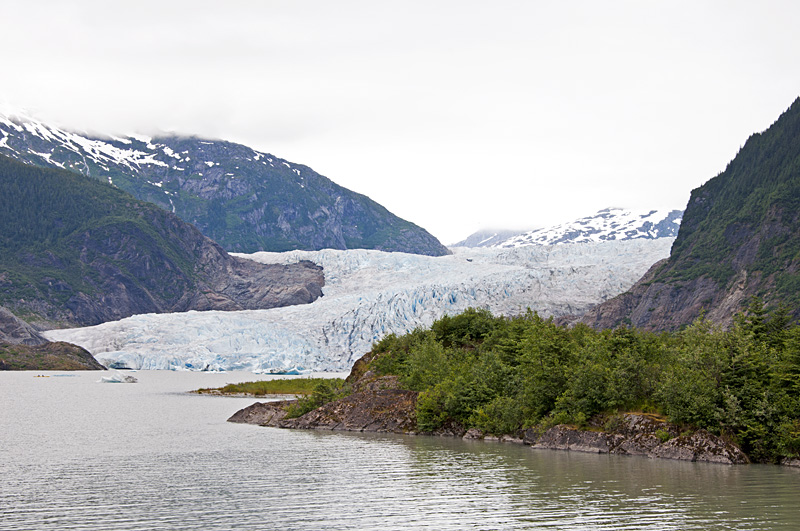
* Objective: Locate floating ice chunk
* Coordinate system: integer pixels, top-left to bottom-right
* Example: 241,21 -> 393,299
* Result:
99,372 -> 138,383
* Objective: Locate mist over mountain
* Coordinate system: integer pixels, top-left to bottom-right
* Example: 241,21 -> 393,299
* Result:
450,229 -> 528,248
0,109 -> 449,256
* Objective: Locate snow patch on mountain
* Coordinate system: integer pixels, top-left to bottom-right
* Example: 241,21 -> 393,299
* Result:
0,108 -> 174,173
44,239 -> 673,372
494,208 -> 683,247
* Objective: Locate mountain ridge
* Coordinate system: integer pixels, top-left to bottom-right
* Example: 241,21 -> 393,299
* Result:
454,208 -> 683,248
0,109 -> 449,256
579,97 -> 800,330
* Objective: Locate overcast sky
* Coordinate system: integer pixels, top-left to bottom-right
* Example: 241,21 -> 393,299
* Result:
3,1 -> 800,244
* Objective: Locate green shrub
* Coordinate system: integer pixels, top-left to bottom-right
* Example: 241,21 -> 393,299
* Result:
655,429 -> 672,443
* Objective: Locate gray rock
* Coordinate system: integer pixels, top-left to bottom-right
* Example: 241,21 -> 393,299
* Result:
0,306 -> 48,346
523,416 -> 749,465
278,389 -> 419,433
522,428 -> 541,446
649,430 -> 749,464
463,428 -> 484,440
532,426 -> 624,454
613,434 -> 662,456
228,400 -> 293,427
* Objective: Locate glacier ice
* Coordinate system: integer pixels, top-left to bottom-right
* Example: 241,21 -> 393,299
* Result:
44,240 -> 673,372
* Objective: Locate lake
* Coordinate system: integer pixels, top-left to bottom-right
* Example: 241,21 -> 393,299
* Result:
1,370 -> 798,530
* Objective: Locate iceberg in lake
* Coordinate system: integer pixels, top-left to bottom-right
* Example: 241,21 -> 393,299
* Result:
46,240 -> 672,372
99,372 -> 138,383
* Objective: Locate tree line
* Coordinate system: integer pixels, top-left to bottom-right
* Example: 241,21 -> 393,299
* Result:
365,302 -> 800,464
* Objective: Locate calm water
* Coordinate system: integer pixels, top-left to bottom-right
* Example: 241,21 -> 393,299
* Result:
1,371 -> 798,530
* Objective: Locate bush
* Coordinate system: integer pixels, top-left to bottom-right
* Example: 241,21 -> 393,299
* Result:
362,306 -> 800,464
285,379 -> 351,419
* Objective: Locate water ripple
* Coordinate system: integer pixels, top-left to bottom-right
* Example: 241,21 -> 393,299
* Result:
2,371 -> 798,530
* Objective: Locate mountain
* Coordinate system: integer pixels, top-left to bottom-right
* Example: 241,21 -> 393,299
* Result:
0,154 -> 324,328
45,239 -> 673,371
580,97 -> 800,330
450,229 -> 527,248
0,109 -> 449,256
493,208 -> 683,247
452,208 -> 682,248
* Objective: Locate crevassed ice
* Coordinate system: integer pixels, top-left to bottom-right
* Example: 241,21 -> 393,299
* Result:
44,239 -> 673,372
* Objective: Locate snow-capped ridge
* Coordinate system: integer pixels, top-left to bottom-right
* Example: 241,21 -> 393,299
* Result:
0,108 -> 174,174
0,106 -> 451,256
494,207 -> 683,247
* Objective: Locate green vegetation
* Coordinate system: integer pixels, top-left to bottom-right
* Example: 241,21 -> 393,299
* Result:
195,377 -> 351,419
0,341 -> 105,370
284,379 -> 352,419
195,377 -> 346,397
664,97 -> 800,308
364,306 -> 800,464
0,154 -> 205,324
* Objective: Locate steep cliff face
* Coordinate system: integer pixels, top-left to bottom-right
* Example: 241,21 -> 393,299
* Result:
580,98 -> 800,330
0,155 -> 324,327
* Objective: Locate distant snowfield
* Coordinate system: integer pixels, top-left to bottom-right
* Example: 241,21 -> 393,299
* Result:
45,240 -> 673,372
494,207 -> 683,247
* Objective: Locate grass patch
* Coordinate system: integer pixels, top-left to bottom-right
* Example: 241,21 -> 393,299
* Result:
194,377 -> 345,397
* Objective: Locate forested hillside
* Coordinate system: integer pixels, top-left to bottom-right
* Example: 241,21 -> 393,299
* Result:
0,112 -> 449,255
0,155 -> 324,327
580,97 -> 800,330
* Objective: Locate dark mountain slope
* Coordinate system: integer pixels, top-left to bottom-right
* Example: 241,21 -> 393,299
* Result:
0,155 -> 324,327
580,97 -> 800,330
0,113 -> 449,255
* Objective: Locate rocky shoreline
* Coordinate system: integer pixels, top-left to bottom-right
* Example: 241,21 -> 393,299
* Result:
521,416 -> 748,465
227,372 -> 764,466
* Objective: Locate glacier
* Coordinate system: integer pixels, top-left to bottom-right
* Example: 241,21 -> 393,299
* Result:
44,239 -> 673,372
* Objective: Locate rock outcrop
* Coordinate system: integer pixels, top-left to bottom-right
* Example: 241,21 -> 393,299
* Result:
227,400 -> 294,426
229,376 -> 419,434
1,304 -> 106,370
520,414 -> 748,465
0,306 -> 48,346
